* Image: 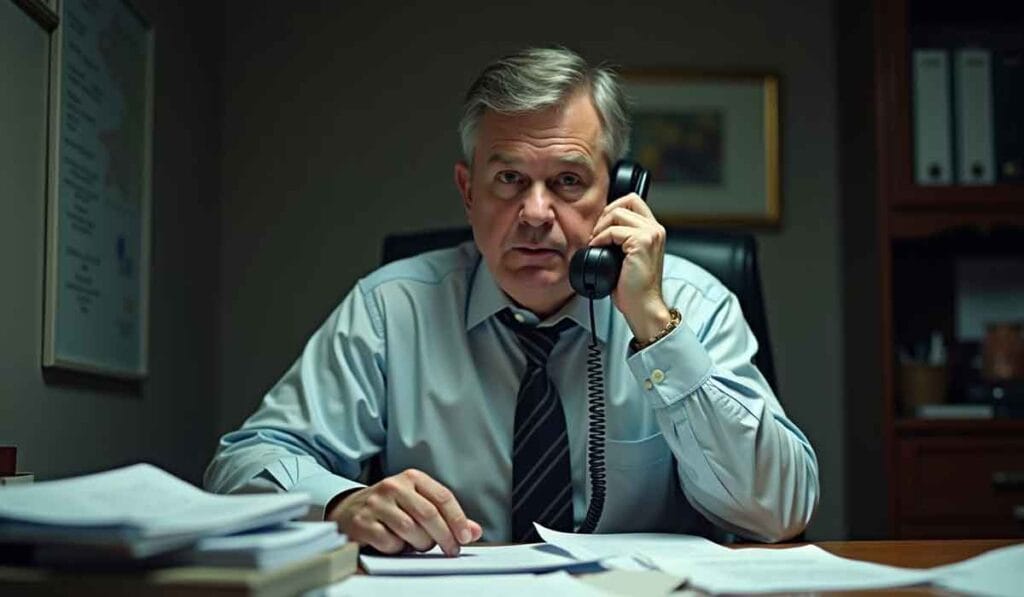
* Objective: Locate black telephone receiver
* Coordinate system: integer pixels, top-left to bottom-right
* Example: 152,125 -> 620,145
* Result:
569,160 -> 651,299
570,159 -> 650,534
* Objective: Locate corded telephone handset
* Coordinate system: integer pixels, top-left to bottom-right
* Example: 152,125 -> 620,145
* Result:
569,161 -> 651,300
568,160 -> 650,533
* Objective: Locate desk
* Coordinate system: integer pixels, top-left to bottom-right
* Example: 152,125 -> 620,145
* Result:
351,538 -> 1019,595
736,538 -> 1020,596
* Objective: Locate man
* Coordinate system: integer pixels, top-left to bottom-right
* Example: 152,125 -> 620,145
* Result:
205,47 -> 819,557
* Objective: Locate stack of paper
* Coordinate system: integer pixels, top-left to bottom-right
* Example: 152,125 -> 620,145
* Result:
0,463 -> 310,558
0,543 -> 359,597
174,522 -> 346,570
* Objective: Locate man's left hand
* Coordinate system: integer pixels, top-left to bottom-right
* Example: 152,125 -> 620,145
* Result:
589,193 -> 673,342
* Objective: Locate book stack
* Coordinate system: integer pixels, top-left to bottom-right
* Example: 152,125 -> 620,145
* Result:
0,463 -> 357,596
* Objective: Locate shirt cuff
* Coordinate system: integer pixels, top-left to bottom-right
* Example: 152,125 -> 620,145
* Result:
262,457 -> 366,518
627,323 -> 713,408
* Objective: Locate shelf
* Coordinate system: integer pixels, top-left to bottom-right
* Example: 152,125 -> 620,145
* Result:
888,210 -> 1024,238
895,418 -> 1024,435
875,0 -> 1024,216
889,185 -> 1024,210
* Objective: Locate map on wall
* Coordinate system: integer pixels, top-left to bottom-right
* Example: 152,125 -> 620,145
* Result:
44,0 -> 152,377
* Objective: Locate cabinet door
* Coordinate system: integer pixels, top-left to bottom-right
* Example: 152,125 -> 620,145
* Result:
897,436 -> 1024,538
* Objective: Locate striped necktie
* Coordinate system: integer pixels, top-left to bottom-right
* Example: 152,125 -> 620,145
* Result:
497,309 -> 575,542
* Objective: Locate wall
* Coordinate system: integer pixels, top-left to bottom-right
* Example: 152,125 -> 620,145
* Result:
218,0 -> 845,538
836,0 -> 888,539
0,0 -> 223,484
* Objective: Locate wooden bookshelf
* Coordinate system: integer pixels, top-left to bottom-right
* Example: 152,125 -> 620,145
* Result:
872,0 -> 1024,539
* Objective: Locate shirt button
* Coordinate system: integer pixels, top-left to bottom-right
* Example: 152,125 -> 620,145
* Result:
643,379 -> 654,391
513,312 -> 526,323
651,369 -> 666,384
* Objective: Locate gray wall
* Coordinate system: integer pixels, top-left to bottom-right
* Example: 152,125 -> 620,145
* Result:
836,0 -> 887,539
0,0 -> 223,484
218,0 -> 845,538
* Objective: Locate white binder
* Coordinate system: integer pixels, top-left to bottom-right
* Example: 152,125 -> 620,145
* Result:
954,48 -> 996,185
913,49 -> 953,185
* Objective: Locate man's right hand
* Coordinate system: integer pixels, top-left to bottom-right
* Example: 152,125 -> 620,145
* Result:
326,468 -> 483,557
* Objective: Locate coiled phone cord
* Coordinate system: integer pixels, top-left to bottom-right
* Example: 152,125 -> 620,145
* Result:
577,298 -> 606,533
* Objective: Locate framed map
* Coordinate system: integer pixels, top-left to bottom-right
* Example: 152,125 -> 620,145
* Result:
43,0 -> 153,378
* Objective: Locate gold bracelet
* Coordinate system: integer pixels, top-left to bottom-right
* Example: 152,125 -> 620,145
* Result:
630,308 -> 681,351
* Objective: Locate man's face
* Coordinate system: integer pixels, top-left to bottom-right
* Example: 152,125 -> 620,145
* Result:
454,91 -> 609,316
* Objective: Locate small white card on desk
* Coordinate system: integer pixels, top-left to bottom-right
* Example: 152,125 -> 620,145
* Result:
575,569 -> 687,596
0,474 -> 34,486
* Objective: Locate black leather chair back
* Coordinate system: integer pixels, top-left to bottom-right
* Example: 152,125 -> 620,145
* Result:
382,227 -> 777,392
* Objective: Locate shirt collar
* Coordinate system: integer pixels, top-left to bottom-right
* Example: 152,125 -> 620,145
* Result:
465,257 -> 612,342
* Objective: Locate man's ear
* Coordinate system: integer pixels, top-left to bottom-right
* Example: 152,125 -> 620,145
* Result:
454,161 -> 473,215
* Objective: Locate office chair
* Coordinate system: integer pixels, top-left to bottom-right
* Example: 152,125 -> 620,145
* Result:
381,227 -> 778,392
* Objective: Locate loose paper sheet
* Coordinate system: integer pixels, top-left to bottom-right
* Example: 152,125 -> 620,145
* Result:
646,544 -> 935,593
932,542 -> 1024,597
536,523 -> 729,561
359,543 -> 592,575
322,572 -> 609,597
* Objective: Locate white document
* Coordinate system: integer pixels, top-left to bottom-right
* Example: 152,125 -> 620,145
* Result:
360,543 -> 592,575
178,521 -> 346,569
0,463 -> 310,556
320,572 -> 609,597
955,48 -> 996,184
536,523 -> 729,561
913,49 -> 953,185
647,544 -> 934,594
932,542 -> 1024,597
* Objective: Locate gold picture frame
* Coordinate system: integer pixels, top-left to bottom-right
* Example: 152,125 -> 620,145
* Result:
621,71 -> 781,227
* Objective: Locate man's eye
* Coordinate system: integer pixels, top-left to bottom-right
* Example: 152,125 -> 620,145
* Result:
556,173 -> 582,187
497,171 -> 523,185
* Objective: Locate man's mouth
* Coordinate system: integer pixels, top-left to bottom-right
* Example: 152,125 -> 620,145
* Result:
514,246 -> 560,253
510,245 -> 563,254
508,246 -> 564,262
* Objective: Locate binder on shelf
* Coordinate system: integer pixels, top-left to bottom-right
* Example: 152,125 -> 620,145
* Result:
993,50 -> 1024,182
912,49 -> 953,186
953,49 -> 995,185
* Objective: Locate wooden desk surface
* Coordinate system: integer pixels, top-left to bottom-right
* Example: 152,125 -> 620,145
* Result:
810,538 -> 1019,568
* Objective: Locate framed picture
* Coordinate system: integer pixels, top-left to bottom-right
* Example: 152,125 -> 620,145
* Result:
42,0 -> 154,378
621,71 -> 780,227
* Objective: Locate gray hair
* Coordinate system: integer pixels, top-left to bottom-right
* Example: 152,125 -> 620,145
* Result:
458,47 -> 630,166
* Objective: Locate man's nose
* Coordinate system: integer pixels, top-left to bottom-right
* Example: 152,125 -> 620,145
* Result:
519,181 -> 555,227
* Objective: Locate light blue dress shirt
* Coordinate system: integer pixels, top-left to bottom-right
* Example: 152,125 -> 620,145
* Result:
205,242 -> 819,542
